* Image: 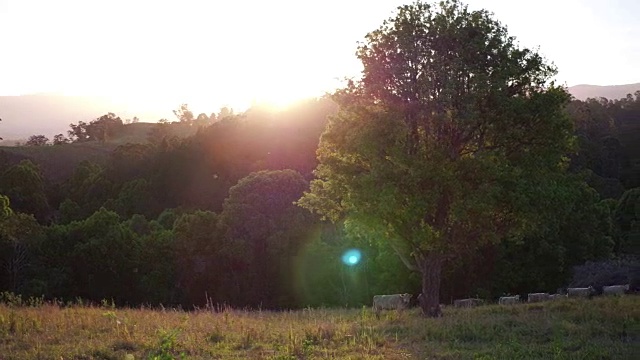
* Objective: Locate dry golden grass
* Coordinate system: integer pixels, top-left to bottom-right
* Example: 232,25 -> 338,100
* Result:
0,296 -> 638,359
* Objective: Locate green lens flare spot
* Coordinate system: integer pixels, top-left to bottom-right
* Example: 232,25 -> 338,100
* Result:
342,249 -> 362,266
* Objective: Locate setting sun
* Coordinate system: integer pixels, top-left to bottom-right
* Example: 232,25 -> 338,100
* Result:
1,0 -> 639,120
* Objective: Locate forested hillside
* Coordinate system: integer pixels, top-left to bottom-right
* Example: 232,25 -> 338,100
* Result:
0,88 -> 637,310
0,83 -> 640,308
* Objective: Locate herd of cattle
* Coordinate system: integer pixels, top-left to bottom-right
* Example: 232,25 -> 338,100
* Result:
372,284 -> 633,316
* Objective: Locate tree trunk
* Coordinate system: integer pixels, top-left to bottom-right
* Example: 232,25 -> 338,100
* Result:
419,252 -> 443,318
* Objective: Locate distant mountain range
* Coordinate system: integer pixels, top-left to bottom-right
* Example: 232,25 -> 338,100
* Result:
568,83 -> 640,101
1,83 -> 639,142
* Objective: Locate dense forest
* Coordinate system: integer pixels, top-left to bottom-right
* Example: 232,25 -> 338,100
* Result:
1,0 -> 639,312
0,91 -> 638,310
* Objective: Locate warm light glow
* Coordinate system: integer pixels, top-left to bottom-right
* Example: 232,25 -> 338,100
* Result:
0,0 -> 638,117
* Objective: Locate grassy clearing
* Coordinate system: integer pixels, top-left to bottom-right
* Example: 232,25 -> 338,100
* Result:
0,296 -> 638,359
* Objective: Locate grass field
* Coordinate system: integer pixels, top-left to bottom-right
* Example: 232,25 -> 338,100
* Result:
0,296 -> 638,359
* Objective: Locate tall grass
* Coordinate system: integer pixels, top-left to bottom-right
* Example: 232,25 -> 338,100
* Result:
0,296 -> 637,359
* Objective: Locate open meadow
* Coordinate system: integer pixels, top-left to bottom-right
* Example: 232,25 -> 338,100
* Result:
0,296 -> 638,360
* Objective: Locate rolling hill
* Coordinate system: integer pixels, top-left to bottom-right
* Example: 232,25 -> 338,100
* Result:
568,83 -> 640,101
0,93 -> 174,142
2,84 -> 639,143
1,84 -> 638,183
0,122 -> 199,182
0,85 -> 637,138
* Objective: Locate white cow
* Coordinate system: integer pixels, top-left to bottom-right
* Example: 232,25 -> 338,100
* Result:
527,293 -> 551,303
567,286 -> 596,298
603,284 -> 629,296
372,293 -> 412,316
499,295 -> 520,305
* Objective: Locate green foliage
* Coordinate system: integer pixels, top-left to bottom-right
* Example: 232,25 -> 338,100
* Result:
68,113 -> 125,143
106,178 -> 160,219
149,327 -> 186,360
135,225 -> 175,305
297,222 -> 420,308
63,160 -> 113,218
299,0 -> 576,314
0,205 -> 43,294
57,198 -> 83,224
52,133 -> 69,145
295,227 -> 344,307
613,188 -> 640,254
219,169 -> 316,308
0,291 -> 45,307
25,135 -> 49,146
567,92 -> 640,193
172,210 -> 222,306
0,160 -> 50,222
0,194 -> 13,219
35,208 -> 179,304
108,143 -> 155,183
156,208 -> 180,230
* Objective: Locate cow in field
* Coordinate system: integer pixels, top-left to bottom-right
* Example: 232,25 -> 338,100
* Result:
372,293 -> 412,317
603,284 -> 629,296
567,286 -> 596,298
499,295 -> 520,305
527,293 -> 551,303
453,298 -> 483,308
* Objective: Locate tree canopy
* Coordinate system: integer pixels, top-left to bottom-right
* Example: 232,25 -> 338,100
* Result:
25,135 -> 49,146
298,0 -> 576,316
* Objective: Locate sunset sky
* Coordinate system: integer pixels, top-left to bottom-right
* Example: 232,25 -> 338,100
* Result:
1,0 -> 639,114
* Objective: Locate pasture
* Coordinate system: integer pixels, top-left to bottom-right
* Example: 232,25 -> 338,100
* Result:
0,296 -> 638,359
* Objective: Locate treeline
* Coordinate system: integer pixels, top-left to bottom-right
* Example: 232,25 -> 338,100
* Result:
0,94 -> 638,309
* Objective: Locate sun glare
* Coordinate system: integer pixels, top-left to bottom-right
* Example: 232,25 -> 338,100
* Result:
248,64 -> 330,111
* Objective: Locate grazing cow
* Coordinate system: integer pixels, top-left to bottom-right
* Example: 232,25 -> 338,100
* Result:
453,298 -> 483,308
499,295 -> 520,305
372,294 -> 412,316
602,284 -> 630,296
567,286 -> 596,298
549,294 -> 568,301
527,293 -> 551,303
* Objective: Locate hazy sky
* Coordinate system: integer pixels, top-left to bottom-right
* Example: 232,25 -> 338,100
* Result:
1,0 -> 639,113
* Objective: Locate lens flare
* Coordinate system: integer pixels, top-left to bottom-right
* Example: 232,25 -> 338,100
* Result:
341,249 -> 362,266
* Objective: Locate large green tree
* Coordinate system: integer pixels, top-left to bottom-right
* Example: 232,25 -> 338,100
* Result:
25,134 -> 50,146
298,0 -> 575,316
220,169 -> 315,308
